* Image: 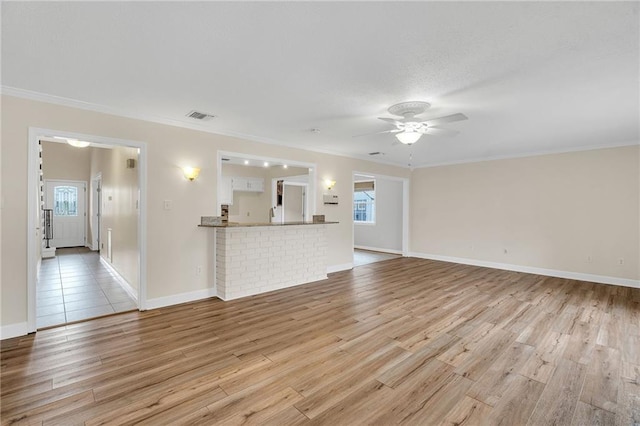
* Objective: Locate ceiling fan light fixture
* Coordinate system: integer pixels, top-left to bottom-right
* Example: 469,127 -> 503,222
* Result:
395,131 -> 422,145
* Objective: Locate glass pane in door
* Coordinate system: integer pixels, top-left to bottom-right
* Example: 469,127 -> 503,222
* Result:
54,186 -> 78,216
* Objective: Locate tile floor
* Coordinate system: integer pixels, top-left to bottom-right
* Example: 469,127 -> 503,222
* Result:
353,248 -> 401,267
37,247 -> 137,328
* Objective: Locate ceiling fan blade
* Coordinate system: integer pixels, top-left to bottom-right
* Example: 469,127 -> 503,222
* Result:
353,128 -> 401,138
422,127 -> 460,136
422,113 -> 468,126
378,117 -> 404,126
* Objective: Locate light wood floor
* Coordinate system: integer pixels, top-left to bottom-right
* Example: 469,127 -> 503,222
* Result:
2,258 -> 639,425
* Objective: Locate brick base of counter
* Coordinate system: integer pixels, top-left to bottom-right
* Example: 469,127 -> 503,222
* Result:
215,224 -> 328,300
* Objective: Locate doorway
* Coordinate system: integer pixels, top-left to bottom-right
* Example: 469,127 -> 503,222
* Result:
27,128 -> 148,333
352,172 -> 409,267
90,174 -> 102,251
282,183 -> 306,222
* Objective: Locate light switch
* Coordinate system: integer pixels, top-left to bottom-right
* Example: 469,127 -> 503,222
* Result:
164,200 -> 172,210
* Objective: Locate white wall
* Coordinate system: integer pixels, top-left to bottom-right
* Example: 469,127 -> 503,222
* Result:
42,141 -> 92,182
354,177 -> 403,253
90,146 -> 140,291
41,141 -> 93,244
410,146 -> 640,283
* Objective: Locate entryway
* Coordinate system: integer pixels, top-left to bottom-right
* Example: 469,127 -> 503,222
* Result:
352,172 -> 409,267
27,128 -> 147,333
37,248 -> 137,328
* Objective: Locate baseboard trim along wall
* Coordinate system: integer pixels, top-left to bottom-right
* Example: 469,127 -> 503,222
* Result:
354,245 -> 403,255
409,252 -> 640,289
1,322 -> 30,340
327,263 -> 354,274
146,288 -> 218,310
99,256 -> 138,301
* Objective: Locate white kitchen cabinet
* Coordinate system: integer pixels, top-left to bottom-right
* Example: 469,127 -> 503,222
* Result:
231,177 -> 264,192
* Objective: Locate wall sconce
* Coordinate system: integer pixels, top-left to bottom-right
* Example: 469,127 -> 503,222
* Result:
183,166 -> 200,181
324,179 -> 336,190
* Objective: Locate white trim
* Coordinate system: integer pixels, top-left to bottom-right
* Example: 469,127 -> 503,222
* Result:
5,87 -> 638,170
90,173 -> 102,251
409,252 -> 640,289
0,322 -> 30,340
355,245 -> 403,255
27,128 -> 40,333
146,288 -> 218,310
327,263 -> 353,274
99,256 -> 138,301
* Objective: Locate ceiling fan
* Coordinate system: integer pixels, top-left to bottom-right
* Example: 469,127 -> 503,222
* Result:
369,101 -> 468,145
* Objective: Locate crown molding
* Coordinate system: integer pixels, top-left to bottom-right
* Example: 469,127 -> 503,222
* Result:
412,140 -> 640,169
3,86 -> 635,171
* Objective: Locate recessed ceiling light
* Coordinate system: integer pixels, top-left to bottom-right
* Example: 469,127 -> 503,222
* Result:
244,160 -> 249,165
283,164 -> 288,169
263,162 -> 269,167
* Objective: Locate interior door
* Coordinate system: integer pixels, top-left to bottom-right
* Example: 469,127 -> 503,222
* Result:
283,184 -> 304,222
45,180 -> 86,248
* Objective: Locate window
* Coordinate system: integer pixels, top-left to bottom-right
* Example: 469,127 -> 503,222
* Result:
54,186 -> 78,216
353,180 -> 375,223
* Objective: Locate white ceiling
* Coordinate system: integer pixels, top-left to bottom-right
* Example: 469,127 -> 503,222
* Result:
2,2 -> 638,168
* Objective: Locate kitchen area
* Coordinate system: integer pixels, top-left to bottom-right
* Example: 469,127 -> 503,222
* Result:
200,154 -> 337,300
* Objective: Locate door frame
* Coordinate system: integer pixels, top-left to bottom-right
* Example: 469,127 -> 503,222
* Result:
90,173 -> 102,251
271,178 -> 309,223
28,127 -> 148,333
44,179 -> 88,248
351,171 -> 410,261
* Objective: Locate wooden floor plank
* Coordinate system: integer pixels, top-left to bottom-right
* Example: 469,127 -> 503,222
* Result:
2,257 -> 639,425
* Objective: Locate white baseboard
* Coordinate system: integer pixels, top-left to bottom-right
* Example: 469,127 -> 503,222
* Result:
146,288 -> 218,310
409,252 -> 640,289
327,263 -> 353,274
354,245 -> 403,255
99,256 -> 138,301
1,322 -> 30,340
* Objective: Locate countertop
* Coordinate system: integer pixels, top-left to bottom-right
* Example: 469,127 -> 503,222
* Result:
198,221 -> 338,228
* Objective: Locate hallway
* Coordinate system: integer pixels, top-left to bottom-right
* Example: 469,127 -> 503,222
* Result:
37,248 -> 137,328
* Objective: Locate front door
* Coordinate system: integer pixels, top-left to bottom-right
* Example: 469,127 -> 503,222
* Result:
45,180 -> 86,248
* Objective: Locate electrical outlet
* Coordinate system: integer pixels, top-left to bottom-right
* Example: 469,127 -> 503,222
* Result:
247,211 -> 250,216
618,258 -> 625,265
587,256 -> 593,264
164,200 -> 172,210
503,248 -> 508,254
195,266 -> 202,276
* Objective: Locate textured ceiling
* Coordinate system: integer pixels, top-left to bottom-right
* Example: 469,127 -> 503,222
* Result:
2,2 -> 638,167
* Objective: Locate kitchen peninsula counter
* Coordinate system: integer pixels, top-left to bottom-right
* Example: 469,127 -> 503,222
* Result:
199,221 -> 338,228
200,221 -> 337,300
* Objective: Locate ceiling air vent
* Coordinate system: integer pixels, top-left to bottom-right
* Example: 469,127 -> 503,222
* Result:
221,158 -> 230,161
186,110 -> 216,121
368,152 -> 384,156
